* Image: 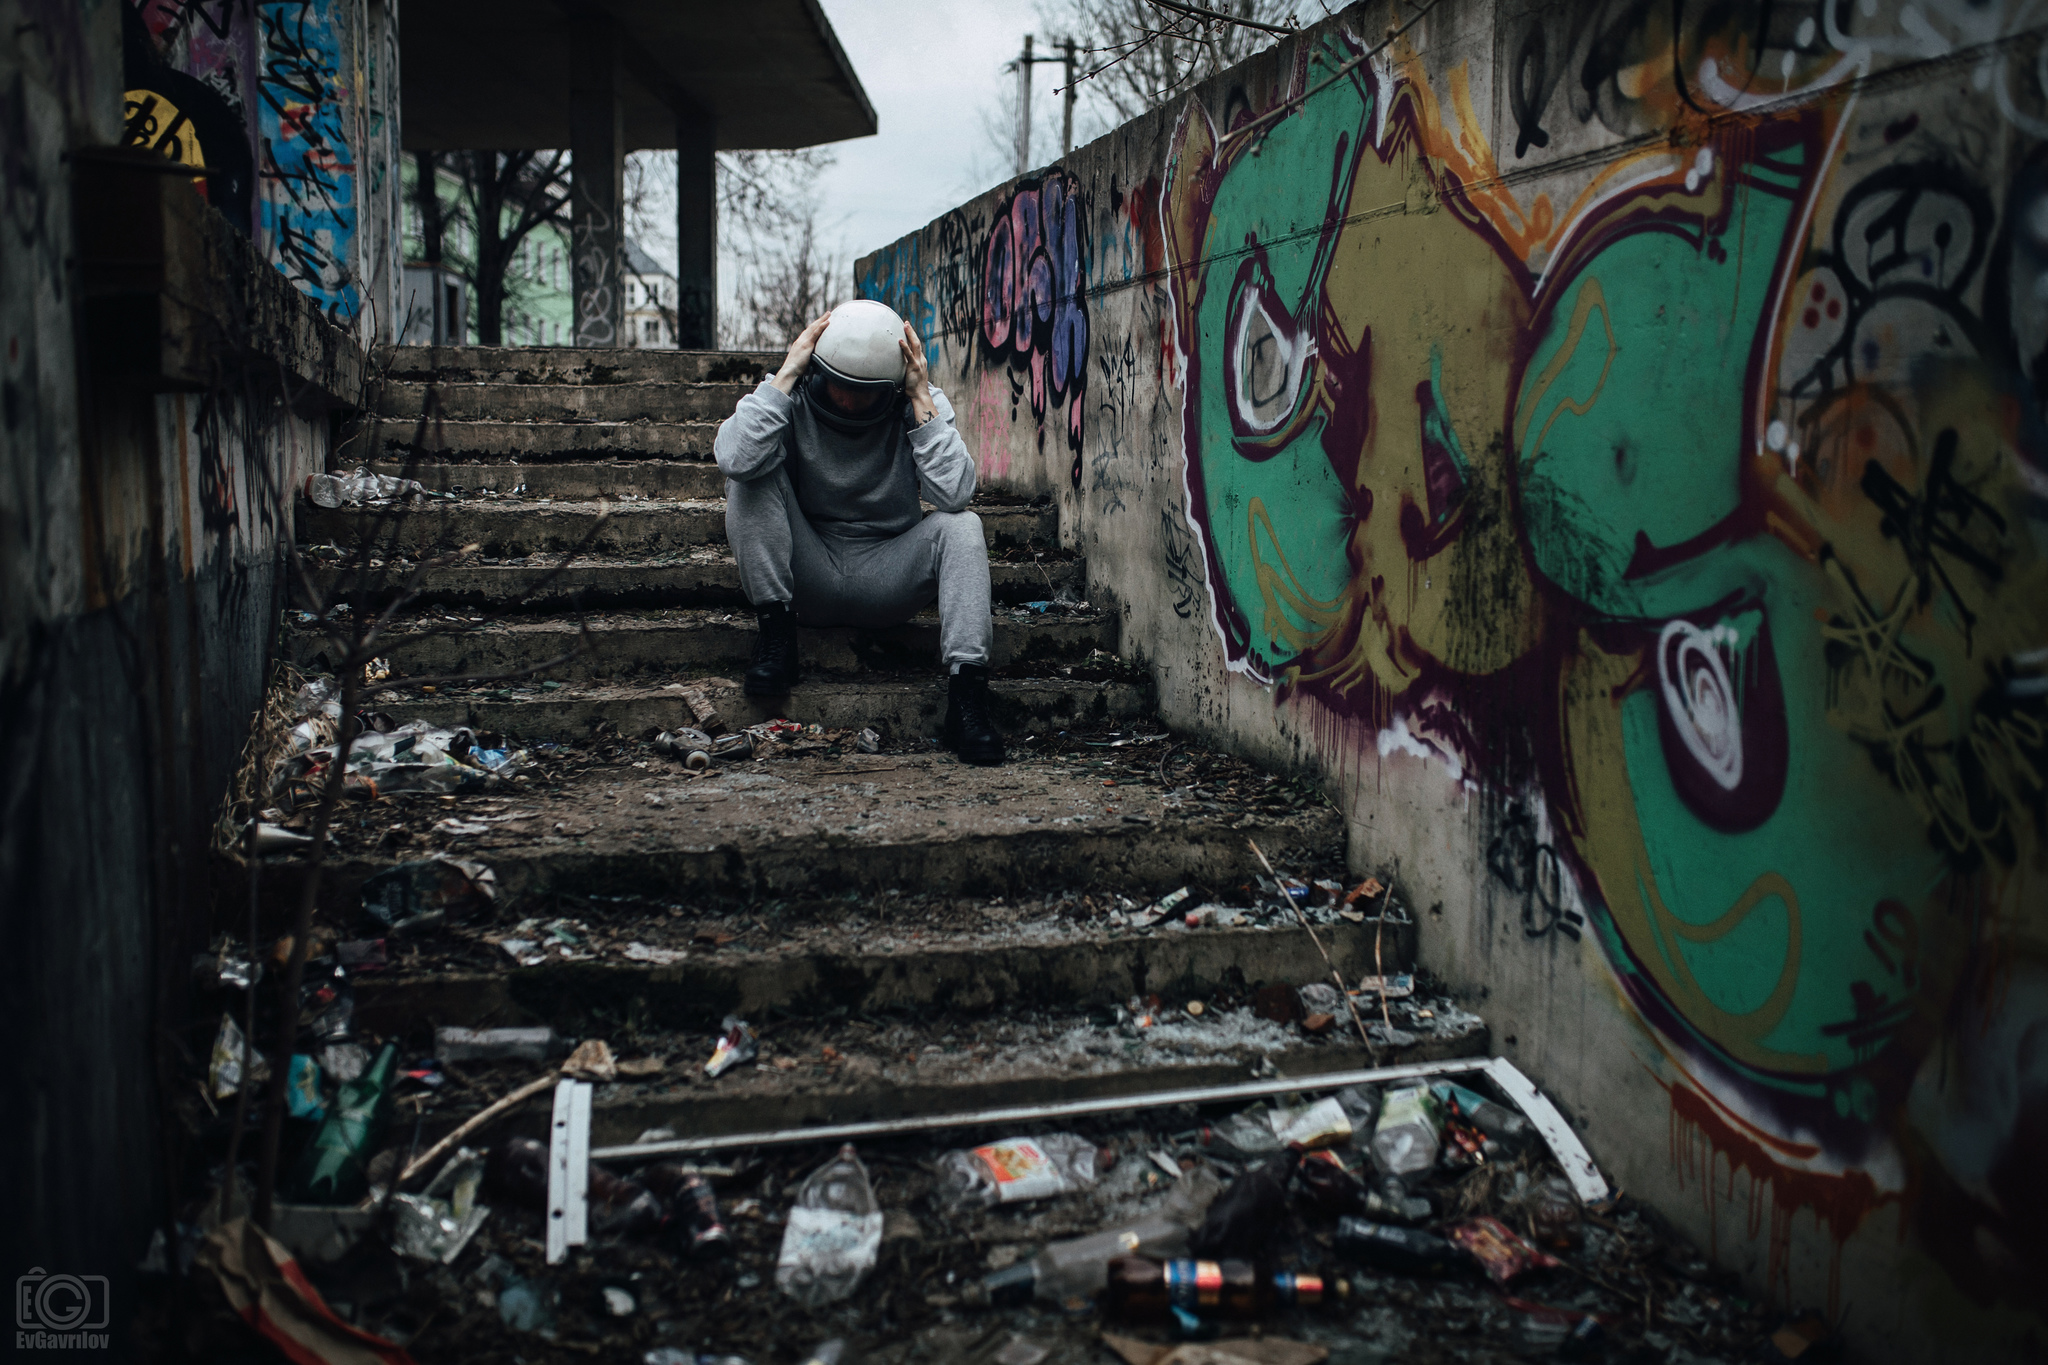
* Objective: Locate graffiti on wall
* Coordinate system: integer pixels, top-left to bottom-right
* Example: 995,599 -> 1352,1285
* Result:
1161,8 -> 2048,1315
122,0 -> 259,233
862,172 -> 1093,488
254,0 -> 357,318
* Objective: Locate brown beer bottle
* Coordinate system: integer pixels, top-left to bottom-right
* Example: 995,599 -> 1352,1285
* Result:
1104,1256 -> 1328,1321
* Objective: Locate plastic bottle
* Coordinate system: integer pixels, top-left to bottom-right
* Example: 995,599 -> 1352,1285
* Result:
287,1040 -> 399,1204
775,1145 -> 883,1308
1431,1080 -> 1532,1146
934,1133 -> 1102,1209
1368,1083 -> 1444,1182
973,1214 -> 1190,1307
1333,1218 -> 1469,1276
1103,1257 -> 1329,1322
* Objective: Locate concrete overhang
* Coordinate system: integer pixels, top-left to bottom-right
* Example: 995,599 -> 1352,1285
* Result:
400,0 -> 877,151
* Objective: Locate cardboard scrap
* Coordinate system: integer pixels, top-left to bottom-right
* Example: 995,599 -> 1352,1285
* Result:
196,1219 -> 417,1365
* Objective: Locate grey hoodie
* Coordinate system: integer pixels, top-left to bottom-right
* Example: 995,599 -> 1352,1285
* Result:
713,379 -> 977,538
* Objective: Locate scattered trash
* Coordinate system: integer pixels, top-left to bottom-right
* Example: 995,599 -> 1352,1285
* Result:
1269,1096 -> 1351,1150
196,1219 -> 419,1364
391,1148 -> 489,1264
248,821 -> 313,854
286,1040 -> 398,1205
975,1214 -> 1189,1308
1433,1078 -> 1532,1146
208,1013 -> 268,1099
641,1164 -> 733,1260
334,938 -> 387,972
623,941 -> 687,965
1369,1083 -> 1445,1181
679,685 -> 725,735
303,466 -> 438,508
1445,1215 -> 1561,1283
601,1284 -> 637,1316
856,727 -> 882,754
1512,1172 -> 1585,1249
1128,886 -> 1193,927
360,855 -> 497,931
1333,1217 -> 1468,1276
1104,1256 -> 1328,1322
434,1024 -> 556,1063
1190,1167 -> 1289,1260
705,1016 -> 757,1078
776,1145 -> 883,1308
318,1042 -> 367,1084
935,1134 -> 1103,1209
285,1054 -> 325,1121
493,1264 -> 557,1336
563,1037 -> 618,1082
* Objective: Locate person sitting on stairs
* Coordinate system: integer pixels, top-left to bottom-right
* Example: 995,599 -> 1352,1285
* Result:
714,298 -> 1004,765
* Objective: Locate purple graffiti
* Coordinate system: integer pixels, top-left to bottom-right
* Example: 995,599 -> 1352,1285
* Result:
982,173 -> 1089,485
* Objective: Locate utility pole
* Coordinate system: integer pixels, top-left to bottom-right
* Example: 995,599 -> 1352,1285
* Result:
1016,34 -> 1033,176
1062,38 -> 1076,156
1013,35 -> 1077,174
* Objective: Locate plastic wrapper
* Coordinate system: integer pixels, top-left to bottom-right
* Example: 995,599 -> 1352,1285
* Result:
209,1013 -> 269,1098
1269,1096 -> 1351,1149
392,1148 -> 489,1264
776,1145 -> 883,1308
1445,1216 -> 1561,1283
704,1016 -> 757,1077
303,467 -> 437,508
286,1055 -> 325,1120
1369,1083 -> 1444,1181
935,1134 -> 1101,1209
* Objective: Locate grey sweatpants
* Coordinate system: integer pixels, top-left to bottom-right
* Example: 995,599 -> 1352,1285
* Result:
726,468 -> 994,667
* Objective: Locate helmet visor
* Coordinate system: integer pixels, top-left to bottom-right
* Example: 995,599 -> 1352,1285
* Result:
805,358 -> 901,429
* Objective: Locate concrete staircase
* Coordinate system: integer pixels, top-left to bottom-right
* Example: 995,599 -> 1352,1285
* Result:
275,344 -> 1479,1152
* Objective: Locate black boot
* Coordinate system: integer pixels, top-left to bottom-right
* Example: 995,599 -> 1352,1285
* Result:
744,602 -> 801,696
943,663 -> 1005,765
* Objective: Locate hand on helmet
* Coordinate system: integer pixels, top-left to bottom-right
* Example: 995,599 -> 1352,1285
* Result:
771,311 -> 833,396
900,321 -> 936,425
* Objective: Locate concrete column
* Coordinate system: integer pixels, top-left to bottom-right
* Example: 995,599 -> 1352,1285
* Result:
569,17 -> 624,348
674,100 -> 717,349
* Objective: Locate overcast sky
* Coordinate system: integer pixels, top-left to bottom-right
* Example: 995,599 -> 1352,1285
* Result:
628,0 -> 1108,287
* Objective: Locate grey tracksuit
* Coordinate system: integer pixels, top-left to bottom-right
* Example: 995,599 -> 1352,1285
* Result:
713,379 -> 993,666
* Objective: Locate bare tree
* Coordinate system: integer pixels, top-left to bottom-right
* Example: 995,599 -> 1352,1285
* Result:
724,209 -> 843,350
977,0 -> 1312,169
427,150 -> 573,345
621,147 -> 838,348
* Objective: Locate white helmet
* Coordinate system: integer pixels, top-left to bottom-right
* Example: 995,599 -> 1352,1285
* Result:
805,299 -> 908,432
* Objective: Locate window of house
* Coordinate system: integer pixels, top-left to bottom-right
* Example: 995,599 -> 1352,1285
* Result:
642,319 -> 659,344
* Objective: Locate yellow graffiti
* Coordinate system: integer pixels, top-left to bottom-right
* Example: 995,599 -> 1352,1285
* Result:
1247,497 -> 1350,661
1516,277 -> 1620,459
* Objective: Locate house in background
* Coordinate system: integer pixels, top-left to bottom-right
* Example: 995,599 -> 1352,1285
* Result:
623,237 -> 679,348
397,155 -> 574,345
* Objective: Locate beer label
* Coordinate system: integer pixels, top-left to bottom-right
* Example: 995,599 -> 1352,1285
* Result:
1165,1260 -> 1224,1309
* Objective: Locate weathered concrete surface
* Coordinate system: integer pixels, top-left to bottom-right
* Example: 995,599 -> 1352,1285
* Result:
351,919 -> 1415,1035
300,498 -> 1060,555
236,755 -> 1345,915
364,459 -> 729,500
297,554 -> 1084,610
377,344 -> 781,385
854,2 -> 2048,1357
286,606 -> 1119,678
397,675 -> 1153,740
373,417 -> 721,459
377,379 -> 754,423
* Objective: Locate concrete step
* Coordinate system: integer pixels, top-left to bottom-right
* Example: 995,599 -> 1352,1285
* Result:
391,674 -> 1153,742
349,915 -> 1420,1039
375,380 -> 750,424
352,1001 -> 1477,1152
300,500 -> 1061,556
238,753 -> 1344,916
364,461 -> 728,501
284,605 -> 1119,679
296,554 -> 1085,611
376,344 -> 781,386
371,418 -> 721,460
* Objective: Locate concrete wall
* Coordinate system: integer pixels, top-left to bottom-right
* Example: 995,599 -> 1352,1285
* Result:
858,4 -> 2048,1360
124,0 -> 403,338
2,0 -> 368,1343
